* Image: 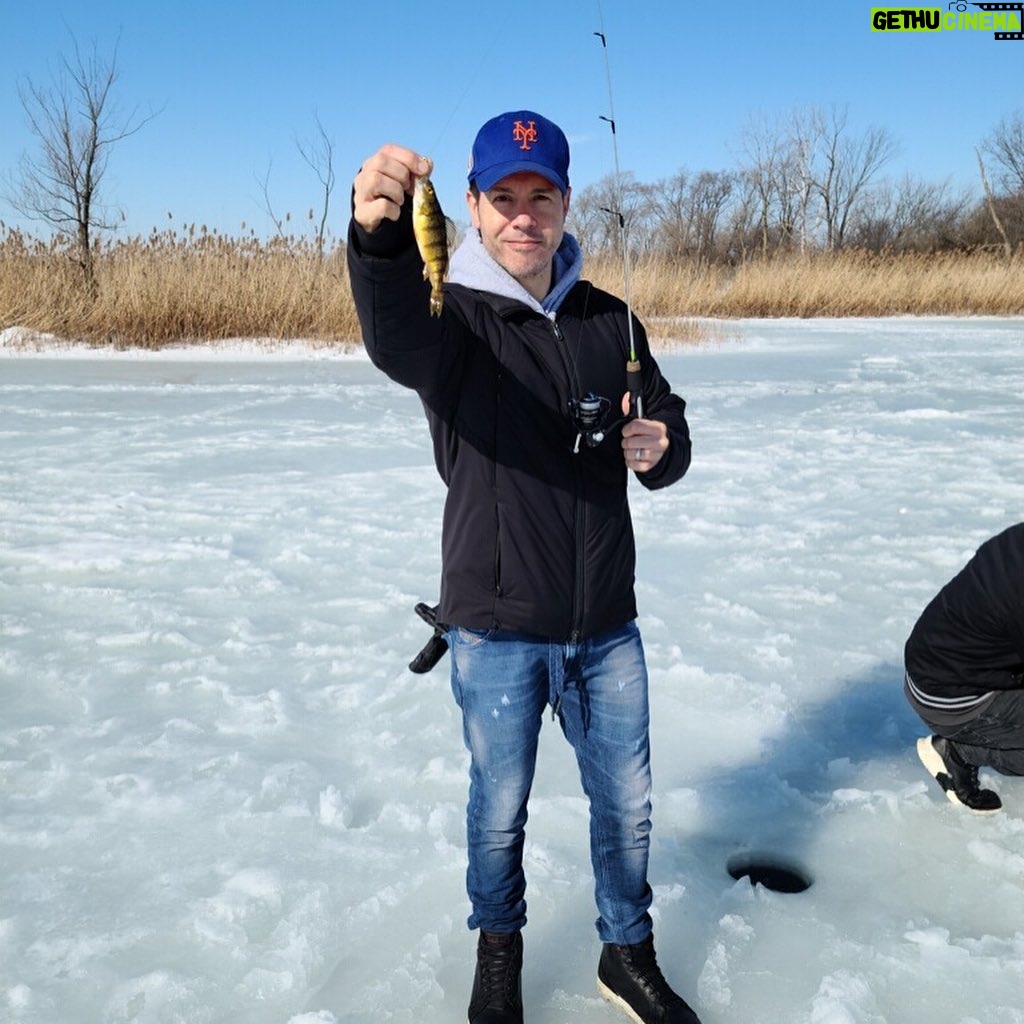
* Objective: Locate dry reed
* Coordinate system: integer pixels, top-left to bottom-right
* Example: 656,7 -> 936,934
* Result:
2,226 -> 1021,350
0,227 -> 360,349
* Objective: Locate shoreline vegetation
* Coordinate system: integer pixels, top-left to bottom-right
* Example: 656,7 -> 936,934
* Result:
1,228 -> 1021,351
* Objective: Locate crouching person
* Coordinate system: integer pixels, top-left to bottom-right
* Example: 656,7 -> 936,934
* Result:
905,522 -> 1024,814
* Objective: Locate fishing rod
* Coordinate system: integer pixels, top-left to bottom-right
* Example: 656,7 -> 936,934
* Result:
593,18 -> 643,420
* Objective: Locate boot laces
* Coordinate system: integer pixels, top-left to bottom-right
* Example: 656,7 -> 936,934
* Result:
621,941 -> 683,1004
948,743 -> 982,794
478,937 -> 518,1006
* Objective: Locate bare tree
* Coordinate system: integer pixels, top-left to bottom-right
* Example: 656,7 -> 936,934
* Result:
257,115 -> 337,259
686,171 -> 735,266
5,35 -> 154,296
976,149 -> 1013,260
738,113 -> 785,256
296,115 -> 336,262
645,170 -> 733,265
977,111 -> 1024,256
256,160 -> 288,239
811,105 -> 896,250
848,174 -> 968,252
567,171 -> 650,258
738,108 -> 817,255
779,109 -> 818,252
564,183 -> 604,253
646,171 -> 694,258
723,177 -> 760,262
981,110 -> 1024,196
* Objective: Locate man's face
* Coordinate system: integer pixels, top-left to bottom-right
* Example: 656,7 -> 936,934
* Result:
466,172 -> 571,300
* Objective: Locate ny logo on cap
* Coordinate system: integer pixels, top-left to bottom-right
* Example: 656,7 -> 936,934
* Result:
512,120 -> 538,150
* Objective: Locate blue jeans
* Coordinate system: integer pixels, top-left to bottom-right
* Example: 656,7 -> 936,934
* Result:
446,619 -> 654,945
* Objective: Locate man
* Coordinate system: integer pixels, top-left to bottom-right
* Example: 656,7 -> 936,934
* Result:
348,110 -> 700,1024
905,521 -> 1024,815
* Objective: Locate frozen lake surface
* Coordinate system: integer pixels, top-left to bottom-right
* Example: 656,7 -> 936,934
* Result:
3,316 -> 1024,1023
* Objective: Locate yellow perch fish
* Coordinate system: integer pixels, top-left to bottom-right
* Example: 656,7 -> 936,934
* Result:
412,175 -> 449,317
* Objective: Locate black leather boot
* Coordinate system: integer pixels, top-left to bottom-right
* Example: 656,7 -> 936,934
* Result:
598,934 -> 701,1024
917,735 -> 1002,813
468,930 -> 523,1024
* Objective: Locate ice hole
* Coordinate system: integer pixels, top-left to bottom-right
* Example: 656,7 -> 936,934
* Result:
727,853 -> 812,893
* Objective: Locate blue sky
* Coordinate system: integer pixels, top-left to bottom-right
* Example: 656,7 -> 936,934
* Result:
1,0 -> 1020,242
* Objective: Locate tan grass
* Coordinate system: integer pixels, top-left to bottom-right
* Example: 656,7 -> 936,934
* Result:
0,227 -> 359,349
1,227 -> 1021,350
589,249 -> 1024,319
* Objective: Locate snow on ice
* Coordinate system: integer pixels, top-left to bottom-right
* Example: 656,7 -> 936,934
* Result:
2,316 -> 1024,1023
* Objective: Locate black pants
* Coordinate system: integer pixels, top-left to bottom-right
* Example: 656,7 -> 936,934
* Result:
924,688 -> 1024,776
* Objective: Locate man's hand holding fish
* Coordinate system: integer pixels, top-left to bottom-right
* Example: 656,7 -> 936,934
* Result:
352,144 -> 432,234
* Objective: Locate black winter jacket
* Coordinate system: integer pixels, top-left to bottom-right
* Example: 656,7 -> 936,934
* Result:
905,522 -> 1024,698
347,208 -> 691,642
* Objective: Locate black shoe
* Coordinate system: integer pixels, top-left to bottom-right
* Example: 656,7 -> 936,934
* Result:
917,735 -> 1002,814
597,935 -> 702,1024
468,930 -> 523,1024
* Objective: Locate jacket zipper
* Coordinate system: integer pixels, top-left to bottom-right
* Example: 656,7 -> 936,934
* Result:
551,318 -> 585,644
494,368 -> 502,600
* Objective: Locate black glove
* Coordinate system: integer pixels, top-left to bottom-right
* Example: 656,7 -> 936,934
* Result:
409,601 -> 449,674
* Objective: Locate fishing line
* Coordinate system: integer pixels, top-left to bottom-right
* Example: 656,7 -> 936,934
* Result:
593,5 -> 643,418
429,48 -> 490,159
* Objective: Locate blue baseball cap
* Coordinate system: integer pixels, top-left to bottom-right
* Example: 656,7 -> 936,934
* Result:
468,110 -> 570,194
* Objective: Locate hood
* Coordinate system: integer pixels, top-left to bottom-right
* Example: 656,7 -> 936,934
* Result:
448,229 -> 583,317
